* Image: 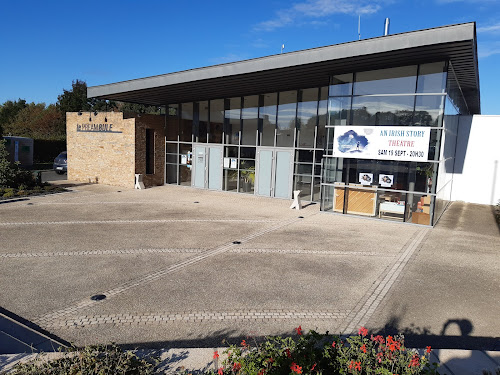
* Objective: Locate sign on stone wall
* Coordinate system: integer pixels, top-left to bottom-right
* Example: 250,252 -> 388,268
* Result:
77,123 -> 122,133
332,126 -> 430,162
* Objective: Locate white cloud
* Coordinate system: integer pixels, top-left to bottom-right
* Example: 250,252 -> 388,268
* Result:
477,23 -> 500,33
478,41 -> 500,58
254,0 -> 382,32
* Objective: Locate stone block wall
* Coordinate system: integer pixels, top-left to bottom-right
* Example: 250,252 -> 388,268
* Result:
67,112 -> 136,188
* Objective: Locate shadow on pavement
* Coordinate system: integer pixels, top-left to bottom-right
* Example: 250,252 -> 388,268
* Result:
0,306 -> 70,355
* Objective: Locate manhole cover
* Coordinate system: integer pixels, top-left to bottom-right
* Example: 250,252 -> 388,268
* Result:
90,294 -> 106,301
232,241 -> 241,244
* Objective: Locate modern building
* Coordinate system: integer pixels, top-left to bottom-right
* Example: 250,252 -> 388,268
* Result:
69,22 -> 490,226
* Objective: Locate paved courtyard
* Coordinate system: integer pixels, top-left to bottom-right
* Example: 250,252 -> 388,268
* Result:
0,182 -> 498,351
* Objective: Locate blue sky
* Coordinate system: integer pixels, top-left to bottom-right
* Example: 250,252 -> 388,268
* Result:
0,0 -> 499,114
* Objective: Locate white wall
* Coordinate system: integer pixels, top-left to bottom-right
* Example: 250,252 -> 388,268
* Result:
452,115 -> 500,205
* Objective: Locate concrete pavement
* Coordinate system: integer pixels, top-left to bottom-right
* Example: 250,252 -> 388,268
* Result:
0,180 -> 498,373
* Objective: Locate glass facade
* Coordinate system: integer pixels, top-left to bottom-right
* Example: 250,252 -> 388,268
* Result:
164,60 -> 465,225
321,61 -> 464,225
165,87 -> 328,202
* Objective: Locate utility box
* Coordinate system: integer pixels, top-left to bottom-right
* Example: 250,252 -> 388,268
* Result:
3,136 -> 34,167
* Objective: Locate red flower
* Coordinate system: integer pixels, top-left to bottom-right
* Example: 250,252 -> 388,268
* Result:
258,370 -> 265,375
426,346 -> 432,353
349,361 -> 361,371
285,348 -> 292,358
241,340 -> 247,347
295,325 -> 303,336
377,352 -> 384,363
358,326 -> 368,336
360,344 -> 367,353
213,351 -> 219,359
233,362 -> 241,372
311,363 -> 317,372
290,362 -> 302,374
218,368 -> 223,375
332,341 -> 336,348
371,335 -> 385,344
266,358 -> 274,364
408,354 -> 420,368
386,336 -> 401,352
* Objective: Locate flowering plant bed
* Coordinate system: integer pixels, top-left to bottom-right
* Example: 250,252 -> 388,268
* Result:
212,327 -> 439,375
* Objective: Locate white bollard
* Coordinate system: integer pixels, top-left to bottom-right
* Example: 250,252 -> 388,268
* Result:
134,174 -> 145,190
289,190 -> 302,210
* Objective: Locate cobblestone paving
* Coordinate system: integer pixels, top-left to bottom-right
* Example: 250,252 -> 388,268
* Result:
0,248 -> 394,258
43,309 -> 350,329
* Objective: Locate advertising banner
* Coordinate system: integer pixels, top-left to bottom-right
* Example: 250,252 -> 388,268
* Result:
332,126 -> 430,162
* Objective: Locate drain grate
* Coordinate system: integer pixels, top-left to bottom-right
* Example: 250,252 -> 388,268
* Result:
232,241 -> 241,244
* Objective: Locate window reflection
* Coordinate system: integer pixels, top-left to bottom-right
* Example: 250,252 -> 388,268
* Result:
414,95 -> 444,127
277,90 -> 296,147
351,96 -> 414,125
417,62 -> 447,93
260,93 -> 277,146
242,96 -> 259,145
225,97 -> 241,145
209,99 -> 224,143
354,66 -> 417,95
297,88 -> 318,148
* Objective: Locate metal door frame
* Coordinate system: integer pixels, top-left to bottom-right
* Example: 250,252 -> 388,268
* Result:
256,147 -> 294,199
192,143 -> 223,190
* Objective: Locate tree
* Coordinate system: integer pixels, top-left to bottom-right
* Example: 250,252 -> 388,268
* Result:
56,79 -> 93,114
0,99 -> 27,137
3,103 -> 64,140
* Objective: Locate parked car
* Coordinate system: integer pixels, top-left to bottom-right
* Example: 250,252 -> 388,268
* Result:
53,151 -> 67,174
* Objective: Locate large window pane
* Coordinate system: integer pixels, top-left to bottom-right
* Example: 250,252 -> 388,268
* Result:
225,97 -> 241,145
329,97 -> 351,125
242,95 -> 259,145
166,163 -> 177,184
414,95 -> 444,127
296,88 -> 318,148
180,103 -> 193,142
329,73 -> 353,96
260,93 -> 277,146
196,101 -> 208,143
166,105 -> 179,141
316,87 -> 328,149
354,66 -> 417,95
276,90 -> 296,147
351,96 -> 414,125
294,175 -> 312,199
417,62 -> 447,93
209,99 -> 224,143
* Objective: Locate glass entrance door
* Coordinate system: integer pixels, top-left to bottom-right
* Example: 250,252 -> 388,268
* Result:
256,148 -> 293,199
193,144 -> 222,190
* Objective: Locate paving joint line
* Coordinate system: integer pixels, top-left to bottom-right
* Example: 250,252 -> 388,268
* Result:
0,248 -> 395,258
35,214 -> 317,326
339,228 -> 430,334
0,219 -> 278,226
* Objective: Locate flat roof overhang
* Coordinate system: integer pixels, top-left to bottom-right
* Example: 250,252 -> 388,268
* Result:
88,22 -> 480,114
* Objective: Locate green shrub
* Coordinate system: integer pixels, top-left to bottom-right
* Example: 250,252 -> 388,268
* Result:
8,344 -> 158,375
3,191 -> 14,198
